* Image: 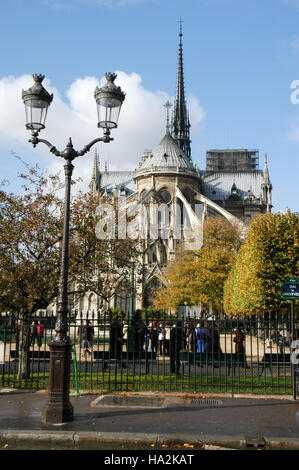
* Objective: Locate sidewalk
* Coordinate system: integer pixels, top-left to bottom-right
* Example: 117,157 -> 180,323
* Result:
0,389 -> 299,450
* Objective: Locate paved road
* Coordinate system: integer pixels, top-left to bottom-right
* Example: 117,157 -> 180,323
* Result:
0,390 -> 299,450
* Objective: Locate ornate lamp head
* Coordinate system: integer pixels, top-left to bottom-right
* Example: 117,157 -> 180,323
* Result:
22,74 -> 53,132
94,72 -> 125,129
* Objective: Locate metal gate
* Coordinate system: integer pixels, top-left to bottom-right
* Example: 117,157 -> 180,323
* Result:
0,309 -> 298,396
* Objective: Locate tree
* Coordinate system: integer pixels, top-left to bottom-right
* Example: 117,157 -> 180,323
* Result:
224,211 -> 299,315
154,217 -> 242,312
0,161 -> 140,378
0,166 -> 63,379
68,191 -> 139,311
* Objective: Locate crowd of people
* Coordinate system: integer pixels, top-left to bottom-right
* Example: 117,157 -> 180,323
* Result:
29,320 -> 44,348
17,314 -> 247,356
14,314 -> 287,370
96,312 -> 248,374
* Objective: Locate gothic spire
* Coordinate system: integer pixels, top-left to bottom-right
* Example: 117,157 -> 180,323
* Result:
262,153 -> 272,212
171,19 -> 191,160
89,148 -> 100,192
263,153 -> 271,185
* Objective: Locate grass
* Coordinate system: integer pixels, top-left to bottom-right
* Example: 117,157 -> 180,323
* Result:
2,372 -> 293,395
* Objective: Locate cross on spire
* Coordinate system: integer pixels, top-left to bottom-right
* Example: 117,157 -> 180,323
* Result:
179,17 -> 183,37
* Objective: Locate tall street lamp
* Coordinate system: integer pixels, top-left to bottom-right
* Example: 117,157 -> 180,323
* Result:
22,72 -> 125,425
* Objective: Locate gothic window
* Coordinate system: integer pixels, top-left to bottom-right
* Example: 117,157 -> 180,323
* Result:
114,279 -> 131,313
88,294 -> 97,312
159,189 -> 172,204
79,296 -> 84,313
114,290 -> 131,313
158,243 -> 167,265
143,277 -> 162,309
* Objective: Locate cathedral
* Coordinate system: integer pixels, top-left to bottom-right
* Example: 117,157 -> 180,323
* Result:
84,27 -> 272,312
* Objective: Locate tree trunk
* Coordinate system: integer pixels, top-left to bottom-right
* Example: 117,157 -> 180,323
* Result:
17,312 -> 31,381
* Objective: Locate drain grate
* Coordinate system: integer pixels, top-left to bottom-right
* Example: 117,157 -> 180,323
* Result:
189,399 -> 223,406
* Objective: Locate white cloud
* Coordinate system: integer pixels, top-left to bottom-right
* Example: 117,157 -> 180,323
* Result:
0,72 -> 205,193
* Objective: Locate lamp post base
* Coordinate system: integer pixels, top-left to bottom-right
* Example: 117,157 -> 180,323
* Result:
41,341 -> 73,425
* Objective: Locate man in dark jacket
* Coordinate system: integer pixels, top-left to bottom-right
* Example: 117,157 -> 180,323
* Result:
133,310 -> 147,352
170,320 -> 184,374
29,321 -> 38,347
109,317 -> 123,353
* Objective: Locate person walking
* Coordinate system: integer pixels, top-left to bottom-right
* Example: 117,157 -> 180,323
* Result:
205,321 -> 221,354
77,320 -> 84,347
196,322 -> 206,353
29,320 -> 38,347
185,322 -> 196,352
164,323 -> 171,356
133,311 -> 147,352
81,320 -> 94,358
158,323 -> 166,355
149,321 -> 159,354
278,330 -> 286,354
36,320 -> 44,348
122,320 -> 128,349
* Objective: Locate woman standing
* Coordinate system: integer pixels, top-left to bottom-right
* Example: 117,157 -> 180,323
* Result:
36,320 -> 44,348
233,328 -> 245,354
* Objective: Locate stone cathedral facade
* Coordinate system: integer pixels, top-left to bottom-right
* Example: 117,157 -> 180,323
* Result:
79,28 -> 272,313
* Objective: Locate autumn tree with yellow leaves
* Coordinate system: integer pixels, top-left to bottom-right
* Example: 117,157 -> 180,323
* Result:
224,211 -> 299,315
154,217 -> 242,312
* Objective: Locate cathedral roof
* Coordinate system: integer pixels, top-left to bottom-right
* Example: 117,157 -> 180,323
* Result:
99,171 -> 136,194
137,131 -> 195,172
202,170 -> 264,201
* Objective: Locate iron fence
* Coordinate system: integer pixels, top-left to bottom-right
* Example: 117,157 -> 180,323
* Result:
0,309 -> 298,396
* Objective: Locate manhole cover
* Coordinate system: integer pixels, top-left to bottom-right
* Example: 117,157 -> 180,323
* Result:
91,395 -> 165,408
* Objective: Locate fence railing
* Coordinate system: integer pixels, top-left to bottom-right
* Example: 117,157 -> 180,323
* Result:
0,309 -> 298,396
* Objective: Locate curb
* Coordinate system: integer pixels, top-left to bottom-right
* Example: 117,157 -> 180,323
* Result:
0,388 -> 296,401
1,430 -> 299,450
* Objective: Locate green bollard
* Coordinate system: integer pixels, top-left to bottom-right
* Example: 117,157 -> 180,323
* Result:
70,346 -> 79,397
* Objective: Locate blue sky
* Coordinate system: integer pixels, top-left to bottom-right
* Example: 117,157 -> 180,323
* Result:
0,0 -> 299,212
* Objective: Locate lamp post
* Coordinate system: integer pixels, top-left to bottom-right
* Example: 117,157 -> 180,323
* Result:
123,263 -> 143,352
22,72 -> 125,424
